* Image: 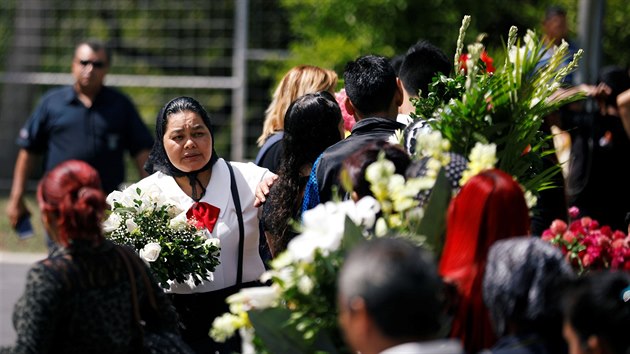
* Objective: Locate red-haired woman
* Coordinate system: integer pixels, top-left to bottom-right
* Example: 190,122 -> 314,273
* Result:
439,169 -> 530,354
1,160 -> 181,354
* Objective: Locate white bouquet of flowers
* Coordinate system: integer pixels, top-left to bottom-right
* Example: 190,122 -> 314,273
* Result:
104,185 -> 221,289
211,197 -> 380,353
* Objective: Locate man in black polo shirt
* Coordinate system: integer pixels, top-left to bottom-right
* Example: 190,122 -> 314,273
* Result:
6,40 -> 153,230
301,55 -> 406,208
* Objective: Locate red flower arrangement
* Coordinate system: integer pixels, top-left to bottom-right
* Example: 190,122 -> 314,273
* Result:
542,207 -> 630,273
335,89 -> 356,133
459,51 -> 496,74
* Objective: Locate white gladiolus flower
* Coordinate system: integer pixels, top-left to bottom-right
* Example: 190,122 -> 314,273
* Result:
287,199 -> 369,262
139,242 -> 161,262
269,251 -> 294,270
524,190 -> 538,209
210,313 -> 242,343
460,142 -> 497,186
416,131 -> 445,159
375,217 -> 388,237
297,275 -> 314,295
102,213 -> 122,233
524,29 -> 536,53
365,158 -> 396,184
347,196 -> 380,228
274,267 -> 295,288
227,286 -> 280,312
287,229 -> 343,262
240,327 -> 256,354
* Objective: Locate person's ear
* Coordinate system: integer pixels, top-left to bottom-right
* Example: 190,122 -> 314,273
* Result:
344,96 -> 357,119
41,210 -> 52,230
394,79 -> 404,107
586,335 -> 605,354
348,297 -> 371,336
41,211 -> 60,243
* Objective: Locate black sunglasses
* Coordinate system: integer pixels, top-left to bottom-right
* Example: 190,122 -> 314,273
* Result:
78,59 -> 106,69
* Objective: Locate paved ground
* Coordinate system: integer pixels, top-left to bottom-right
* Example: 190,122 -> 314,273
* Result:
0,252 -> 46,346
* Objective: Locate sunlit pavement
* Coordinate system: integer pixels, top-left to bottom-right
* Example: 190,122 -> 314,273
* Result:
0,252 -> 46,346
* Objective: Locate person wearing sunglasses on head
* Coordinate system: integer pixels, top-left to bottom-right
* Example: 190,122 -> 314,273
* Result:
6,40 -> 153,251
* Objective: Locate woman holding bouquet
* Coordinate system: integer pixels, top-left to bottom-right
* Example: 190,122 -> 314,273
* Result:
0,160 -> 181,354
135,96 -> 273,353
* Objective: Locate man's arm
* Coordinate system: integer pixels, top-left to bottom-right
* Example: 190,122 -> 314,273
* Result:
133,149 -> 151,179
6,149 -> 36,227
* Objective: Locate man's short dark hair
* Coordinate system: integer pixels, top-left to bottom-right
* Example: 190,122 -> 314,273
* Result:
338,237 -> 444,340
390,54 -> 405,75
544,5 -> 567,21
399,40 -> 451,97
77,40 -> 112,65
343,55 -> 397,116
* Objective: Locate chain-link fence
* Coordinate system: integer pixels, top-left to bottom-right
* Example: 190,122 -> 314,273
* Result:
0,0 -> 290,189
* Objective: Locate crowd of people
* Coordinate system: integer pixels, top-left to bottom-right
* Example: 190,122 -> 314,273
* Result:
3,5 -> 630,354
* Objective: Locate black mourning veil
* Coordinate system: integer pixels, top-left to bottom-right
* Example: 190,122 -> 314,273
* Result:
144,96 -> 219,201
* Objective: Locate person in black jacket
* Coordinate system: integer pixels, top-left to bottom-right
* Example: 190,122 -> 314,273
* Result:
301,55 -> 406,210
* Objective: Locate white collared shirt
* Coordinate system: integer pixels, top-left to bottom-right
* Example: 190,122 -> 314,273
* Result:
132,158 -> 271,293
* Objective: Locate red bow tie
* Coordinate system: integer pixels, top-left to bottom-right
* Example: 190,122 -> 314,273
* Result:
186,202 -> 220,233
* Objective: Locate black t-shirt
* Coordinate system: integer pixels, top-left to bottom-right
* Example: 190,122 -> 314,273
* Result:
255,133 -> 284,174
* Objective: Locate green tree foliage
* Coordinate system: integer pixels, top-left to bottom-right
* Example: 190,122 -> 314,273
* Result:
601,0 -> 630,66
276,0 -> 629,81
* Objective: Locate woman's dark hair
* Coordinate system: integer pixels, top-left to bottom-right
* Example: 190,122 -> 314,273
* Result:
343,141 -> 410,199
37,160 -> 107,247
563,271 -> 630,354
483,237 -> 574,351
145,96 -> 218,177
263,91 -> 342,256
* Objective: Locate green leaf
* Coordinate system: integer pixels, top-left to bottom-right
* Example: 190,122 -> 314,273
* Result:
249,308 -> 340,354
341,216 -> 365,250
416,168 -> 451,257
